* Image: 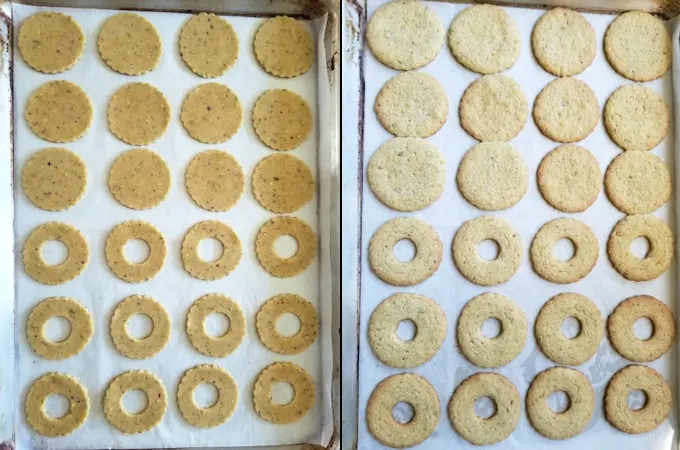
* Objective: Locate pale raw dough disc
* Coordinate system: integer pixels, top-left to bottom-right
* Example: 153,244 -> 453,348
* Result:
185,150 -> 244,212
254,16 -> 314,78
97,13 -> 162,75
108,149 -> 170,210
22,148 -> 87,211
252,89 -> 313,151
18,12 -> 85,73
181,83 -> 242,144
252,154 -> 314,214
180,13 -> 239,78
108,82 -> 170,146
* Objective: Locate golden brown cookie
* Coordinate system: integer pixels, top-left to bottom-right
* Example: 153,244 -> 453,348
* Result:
97,13 -> 162,75
103,370 -> 167,434
26,80 -> 92,143
23,222 -> 88,285
108,149 -> 171,210
180,13 -> 239,78
110,295 -> 170,359
25,373 -> 89,437
185,150 -> 244,212
181,221 -> 241,280
256,294 -> 318,355
605,151 -> 671,214
253,362 -> 315,424
252,154 -> 314,214
181,83 -> 242,144
18,12 -> 85,73
177,364 -> 238,428
252,89 -> 313,151
186,294 -> 246,357
105,220 -> 166,283
22,148 -> 87,211
108,82 -> 170,146
253,16 -> 314,78
255,216 -> 317,278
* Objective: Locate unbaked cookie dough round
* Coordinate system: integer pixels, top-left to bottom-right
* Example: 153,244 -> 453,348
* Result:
254,16 -> 314,78
185,150 -> 244,212
108,149 -> 171,210
181,221 -> 241,280
25,372 -> 89,437
605,151 -> 671,214
103,370 -> 167,434
177,364 -> 238,428
23,222 -> 89,285
22,148 -> 87,211
180,13 -> 239,78
253,362 -> 315,424
19,12 -> 85,73
256,294 -> 318,355
108,82 -> 170,146
110,295 -> 170,359
255,216 -> 316,278
26,297 -> 93,360
252,154 -> 314,214
186,294 -> 246,357
181,83 -> 242,144
105,220 -> 166,283
253,89 -> 313,151
26,80 -> 93,143
375,71 -> 448,138
97,13 -> 162,75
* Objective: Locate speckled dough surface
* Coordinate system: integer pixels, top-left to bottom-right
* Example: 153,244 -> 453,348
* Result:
26,80 -> 92,143
97,13 -> 162,75
252,154 -> 314,214
181,83 -> 242,144
605,151 -> 671,214
22,148 -> 87,211
26,297 -> 93,360
108,82 -> 170,146
253,362 -> 315,424
252,89 -> 313,151
181,221 -> 241,280
186,294 -> 246,357
177,364 -> 238,428
256,294 -> 318,355
105,220 -> 166,283
19,12 -> 85,73
185,150 -> 244,212
180,13 -> 239,78
255,216 -> 317,278
108,149 -> 170,210
23,222 -> 88,285
254,16 -> 314,78
103,370 -> 167,434
25,373 -> 89,437
110,295 -> 170,359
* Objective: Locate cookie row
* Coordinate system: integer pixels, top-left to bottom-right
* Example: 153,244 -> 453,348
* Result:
19,12 -> 313,78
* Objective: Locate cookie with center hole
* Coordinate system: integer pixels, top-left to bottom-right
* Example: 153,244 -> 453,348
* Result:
177,364 -> 238,428
25,372 -> 89,437
110,295 -> 170,359
26,297 -> 93,360
23,222 -> 89,285
105,220 -> 166,283
255,216 -> 316,278
103,370 -> 167,434
253,362 -> 315,424
256,293 -> 319,355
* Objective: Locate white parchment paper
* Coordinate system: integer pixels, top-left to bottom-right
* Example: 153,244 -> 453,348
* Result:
13,4 -> 332,449
359,2 -> 677,449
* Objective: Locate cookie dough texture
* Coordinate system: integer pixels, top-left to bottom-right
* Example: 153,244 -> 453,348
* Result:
604,85 -> 669,152
110,295 -> 171,359
186,294 -> 246,357
604,11 -> 671,82
185,150 -> 244,212
367,137 -> 446,212
605,151 -> 671,214
23,222 -> 88,285
103,370 -> 167,434
108,149 -> 170,210
448,373 -> 520,445
608,295 -> 675,362
457,142 -> 528,211
181,221 -> 241,280
255,216 -> 316,278
531,8 -> 596,76
98,13 -> 162,75
448,5 -> 520,74
181,83 -> 242,144
108,83 -> 170,146
253,362 -> 315,424
537,145 -> 601,213
177,364 -> 238,428
252,89 -> 313,151
19,12 -> 85,73
105,220 -> 166,283
26,297 -> 93,360
375,71 -> 448,138
180,13 -> 239,78
26,373 -> 89,437
22,148 -> 87,211
26,80 -> 93,143
256,294 -> 318,355
459,74 -> 528,142
367,0 -> 443,70
369,293 -> 446,368
605,365 -> 671,434
252,154 -> 314,214
254,16 -> 314,78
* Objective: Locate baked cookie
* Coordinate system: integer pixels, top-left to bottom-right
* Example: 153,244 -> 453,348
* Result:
23,222 -> 88,285
26,297 -> 93,360
186,294 -> 246,357
18,12 -> 84,73
255,216 -> 316,278
108,149 -> 171,210
25,373 -> 89,437
105,220 -> 166,283
110,295 -> 170,359
181,83 -> 242,144
180,13 -> 239,78
252,89 -> 312,151
256,294 -> 318,355
22,148 -> 87,211
97,13 -> 162,75
253,362 -> 315,424
26,80 -> 92,143
185,150 -> 244,212
252,154 -> 314,214
254,16 -> 314,77
605,151 -> 671,214
177,364 -> 238,428
103,370 -> 166,434
108,82 -> 170,146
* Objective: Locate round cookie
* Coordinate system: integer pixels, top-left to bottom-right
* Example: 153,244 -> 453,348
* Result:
108,149 -> 171,210
366,373 -> 439,448
255,216 -> 316,278
105,220 -> 166,283
448,373 -> 520,445
103,370 -> 167,434
180,13 -> 239,78
369,217 -> 442,286
533,77 -> 599,143
605,151 -> 671,214
97,13 -> 162,75
605,365 -> 671,434
177,364 -> 238,428
457,292 -> 527,368
530,218 -> 598,284
252,89 -> 313,151
459,74 -> 528,142
185,150 -> 244,212
25,373 -> 89,437
366,0 -> 443,71
181,83 -> 242,144
604,85 -> 669,152
252,154 -> 314,214
181,221 -> 241,280
367,137 -> 446,212
526,367 -> 595,439
19,12 -> 85,73
448,5 -> 520,74
608,295 -> 675,362
535,293 -> 603,365
604,11 -> 671,82
253,362 -> 315,424
23,222 -> 88,285
186,294 -> 246,357
452,216 -> 522,286
26,80 -> 92,143
456,141 -> 528,211
254,16 -> 314,78
531,8 -> 596,77
368,293 -> 446,368
108,83 -> 170,146
110,295 -> 170,359
26,297 -> 93,360
607,214 -> 673,282
22,148 -> 87,211
375,71 -> 448,138
537,145 -> 601,213
256,294 -> 318,355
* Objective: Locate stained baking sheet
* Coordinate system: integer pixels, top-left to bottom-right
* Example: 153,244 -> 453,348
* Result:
358,1 -> 678,449
12,3 -> 333,449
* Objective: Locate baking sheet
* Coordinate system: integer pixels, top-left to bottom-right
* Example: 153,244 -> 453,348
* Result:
13,3 -> 332,449
359,1 -> 677,449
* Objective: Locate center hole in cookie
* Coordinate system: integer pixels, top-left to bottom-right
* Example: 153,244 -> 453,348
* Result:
481,317 -> 502,339
474,396 -> 497,419
193,383 -> 219,409
274,234 -> 299,259
630,236 -> 651,259
44,393 -> 70,419
553,238 -> 575,262
124,238 -> 150,264
392,401 -> 415,424
394,239 -> 416,262
198,237 -> 224,262
276,312 -> 301,337
633,317 -> 654,341
561,316 -> 582,339
40,240 -> 68,266
44,316 -> 72,343
122,389 -> 148,415
396,319 -> 417,341
548,390 -> 571,414
204,312 -> 230,338
627,389 -> 648,411
478,239 -> 499,261
271,381 -> 295,406
126,313 -> 153,340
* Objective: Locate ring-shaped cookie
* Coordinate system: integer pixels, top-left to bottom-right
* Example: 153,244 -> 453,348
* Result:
531,218 -> 598,283
105,220 -> 166,283
23,222 -> 89,285
535,293 -> 603,365
457,292 -> 527,368
369,293 -> 446,368
177,364 -> 238,428
26,372 -> 89,437
608,295 -> 676,362
110,295 -> 170,359
186,294 -> 246,357
526,367 -> 595,440
256,294 -> 318,355
181,221 -> 241,280
253,362 -> 315,424
255,216 -> 316,278
26,297 -> 93,360
103,370 -> 167,434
